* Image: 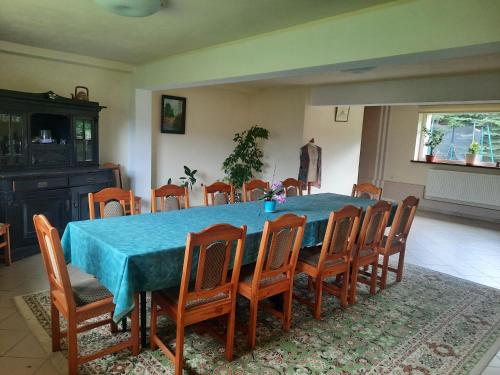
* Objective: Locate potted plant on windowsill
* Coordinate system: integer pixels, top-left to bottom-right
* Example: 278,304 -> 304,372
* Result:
465,141 -> 480,165
422,126 -> 444,163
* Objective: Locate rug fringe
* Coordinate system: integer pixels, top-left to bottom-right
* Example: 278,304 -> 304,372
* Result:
14,293 -> 68,375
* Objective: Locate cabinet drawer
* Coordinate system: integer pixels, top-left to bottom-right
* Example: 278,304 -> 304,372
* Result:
13,177 -> 68,192
69,172 -> 112,187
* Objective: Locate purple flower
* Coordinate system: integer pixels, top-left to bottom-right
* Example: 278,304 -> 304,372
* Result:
275,194 -> 286,204
271,182 -> 283,190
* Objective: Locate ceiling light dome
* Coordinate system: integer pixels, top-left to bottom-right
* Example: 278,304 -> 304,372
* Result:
95,0 -> 163,17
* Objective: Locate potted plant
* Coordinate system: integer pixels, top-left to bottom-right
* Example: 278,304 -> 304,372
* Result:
260,182 -> 286,213
465,141 -> 480,165
422,126 -> 444,162
222,125 -> 270,199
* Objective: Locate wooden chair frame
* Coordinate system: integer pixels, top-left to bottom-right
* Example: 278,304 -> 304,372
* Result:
295,205 -> 361,319
0,223 -> 11,266
238,213 -> 306,348
378,196 -> 419,289
352,183 -> 382,200
282,178 -> 303,197
102,162 -> 141,214
151,184 -> 190,213
88,187 -> 135,220
242,179 -> 269,202
349,200 -> 391,304
203,182 -> 235,206
33,214 -> 139,375
150,224 -> 247,375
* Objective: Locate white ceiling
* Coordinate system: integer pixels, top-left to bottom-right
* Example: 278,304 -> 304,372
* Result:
0,0 -> 393,64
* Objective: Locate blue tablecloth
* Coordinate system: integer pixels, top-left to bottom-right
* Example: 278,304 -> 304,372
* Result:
62,193 -> 395,321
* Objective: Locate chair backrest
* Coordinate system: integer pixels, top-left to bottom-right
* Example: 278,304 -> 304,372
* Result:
178,224 -> 247,312
102,162 -> 123,189
251,213 -> 306,290
316,205 -> 361,271
352,183 -> 382,200
282,178 -> 302,197
384,196 -> 419,249
88,187 -> 135,219
203,182 -> 234,206
151,184 -> 189,213
33,214 -> 75,311
354,200 -> 392,260
243,179 -> 269,202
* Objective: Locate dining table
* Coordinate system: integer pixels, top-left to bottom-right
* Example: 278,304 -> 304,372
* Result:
61,192 -> 396,348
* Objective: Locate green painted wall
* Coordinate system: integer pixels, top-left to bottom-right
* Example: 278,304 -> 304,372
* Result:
134,0 -> 500,89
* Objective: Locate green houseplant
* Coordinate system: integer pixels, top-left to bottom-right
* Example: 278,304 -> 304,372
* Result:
465,141 -> 480,165
167,165 -> 198,190
222,125 -> 270,192
422,126 -> 444,162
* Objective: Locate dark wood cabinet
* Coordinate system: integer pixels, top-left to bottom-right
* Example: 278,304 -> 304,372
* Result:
0,89 -> 113,260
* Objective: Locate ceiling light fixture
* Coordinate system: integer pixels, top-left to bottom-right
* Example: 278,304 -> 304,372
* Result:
94,0 -> 163,17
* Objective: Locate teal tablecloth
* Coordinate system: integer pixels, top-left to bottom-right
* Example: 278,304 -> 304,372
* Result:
61,193 -> 394,321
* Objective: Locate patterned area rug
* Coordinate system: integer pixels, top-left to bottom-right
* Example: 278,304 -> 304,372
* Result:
15,264 -> 500,374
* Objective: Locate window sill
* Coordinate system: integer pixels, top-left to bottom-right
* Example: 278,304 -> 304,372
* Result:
411,160 -> 500,170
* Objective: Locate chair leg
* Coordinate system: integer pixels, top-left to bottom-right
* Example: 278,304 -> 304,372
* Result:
307,276 -> 313,292
370,261 -> 378,295
349,267 -> 359,305
67,320 -> 78,375
396,249 -> 405,282
131,294 -> 140,356
50,302 -> 61,352
110,312 -> 118,333
174,324 -> 185,375
248,299 -> 259,349
283,289 -> 293,331
226,310 -> 236,361
313,277 -> 323,320
380,254 -> 390,290
5,229 -> 11,266
150,296 -> 158,350
340,269 -> 349,309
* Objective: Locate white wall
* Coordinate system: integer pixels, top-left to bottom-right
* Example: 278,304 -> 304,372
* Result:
303,105 -> 365,195
0,47 -> 133,177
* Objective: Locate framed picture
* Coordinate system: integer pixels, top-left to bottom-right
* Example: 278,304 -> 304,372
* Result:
335,106 -> 350,122
161,95 -> 186,134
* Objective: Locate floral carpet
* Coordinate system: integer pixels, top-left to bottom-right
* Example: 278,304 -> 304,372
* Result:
16,264 -> 500,374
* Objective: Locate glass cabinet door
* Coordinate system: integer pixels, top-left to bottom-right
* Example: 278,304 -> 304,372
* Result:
74,117 -> 95,163
0,113 -> 26,166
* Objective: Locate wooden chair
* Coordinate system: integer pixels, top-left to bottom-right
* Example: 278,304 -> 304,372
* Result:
150,224 -> 247,375
88,187 -> 135,220
295,205 -> 361,319
33,214 -> 139,375
352,183 -> 382,200
378,196 -> 419,289
102,162 -> 141,214
349,200 -> 392,304
242,179 -> 269,202
151,184 -> 190,213
238,213 -> 306,348
282,178 -> 302,197
0,223 -> 11,266
203,182 -> 234,206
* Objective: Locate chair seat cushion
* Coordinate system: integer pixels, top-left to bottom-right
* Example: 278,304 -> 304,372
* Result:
299,247 -> 345,268
239,264 -> 286,287
351,247 -> 377,259
72,278 -> 113,307
381,235 -> 405,249
159,287 -> 228,309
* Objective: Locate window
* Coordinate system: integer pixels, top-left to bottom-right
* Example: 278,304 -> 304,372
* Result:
416,112 -> 500,163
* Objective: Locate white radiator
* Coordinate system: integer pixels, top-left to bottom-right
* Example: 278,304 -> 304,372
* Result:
425,170 -> 500,210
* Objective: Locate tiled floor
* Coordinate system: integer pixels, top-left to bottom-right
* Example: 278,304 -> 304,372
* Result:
0,210 -> 498,374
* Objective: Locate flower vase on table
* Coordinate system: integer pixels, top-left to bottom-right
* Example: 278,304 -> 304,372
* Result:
260,182 -> 286,213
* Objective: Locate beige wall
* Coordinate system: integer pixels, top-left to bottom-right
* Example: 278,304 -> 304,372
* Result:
152,87 -> 308,206
0,49 -> 133,177
303,105 -> 365,195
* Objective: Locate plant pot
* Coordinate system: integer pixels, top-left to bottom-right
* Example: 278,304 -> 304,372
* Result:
425,155 -> 437,163
465,153 -> 479,165
264,200 -> 277,213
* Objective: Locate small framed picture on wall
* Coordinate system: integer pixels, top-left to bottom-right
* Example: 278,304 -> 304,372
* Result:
161,95 -> 186,134
335,106 -> 350,122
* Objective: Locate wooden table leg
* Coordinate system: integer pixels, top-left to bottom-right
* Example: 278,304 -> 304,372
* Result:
140,291 -> 148,348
